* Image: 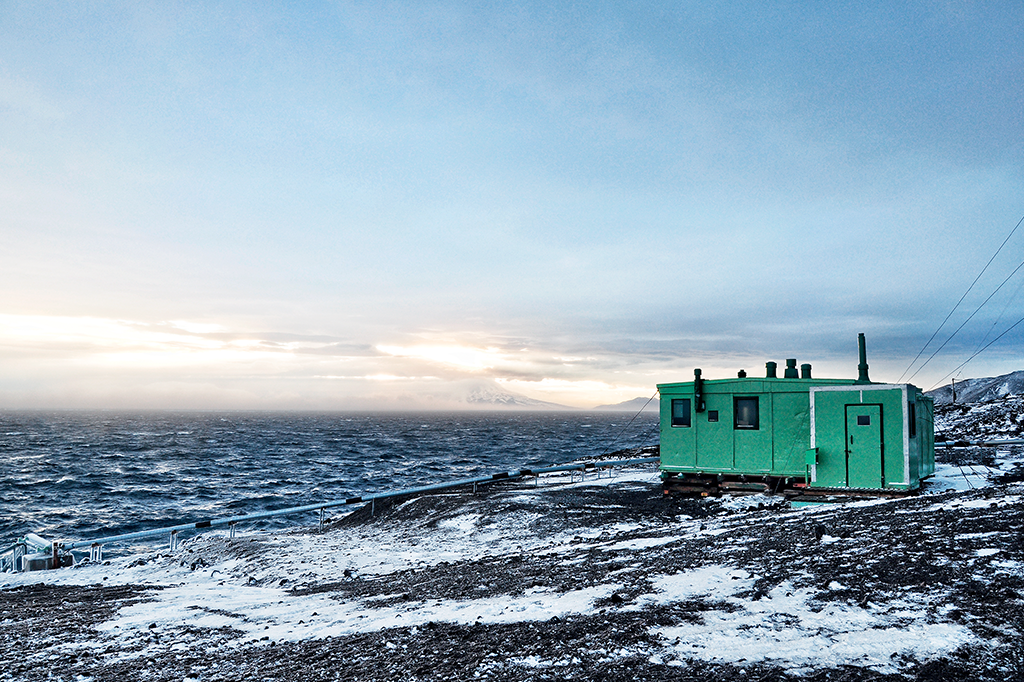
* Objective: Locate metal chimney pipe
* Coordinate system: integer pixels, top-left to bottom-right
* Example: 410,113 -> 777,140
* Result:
856,333 -> 871,384
800,363 -> 812,379
766,361 -> 778,378
784,359 -> 799,379
693,368 -> 705,412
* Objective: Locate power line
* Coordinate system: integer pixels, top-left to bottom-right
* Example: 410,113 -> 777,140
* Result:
927,310 -> 1024,392
907,256 -> 1024,382
969,271 -> 1024,358
597,391 -> 658,459
898,212 -> 1024,383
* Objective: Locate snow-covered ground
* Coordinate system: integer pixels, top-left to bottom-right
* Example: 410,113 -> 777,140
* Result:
3,416 -> 1024,681
933,393 -> 1024,439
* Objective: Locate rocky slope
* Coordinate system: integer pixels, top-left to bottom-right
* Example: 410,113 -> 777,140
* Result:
934,393 -> 1024,440
2,407 -> 1023,682
928,370 -> 1024,405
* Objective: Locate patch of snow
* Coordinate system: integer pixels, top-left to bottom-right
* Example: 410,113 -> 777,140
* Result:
96,580 -> 623,651
648,577 -> 975,674
601,536 -> 683,551
438,514 -> 480,533
696,527 -> 730,537
915,494 -> 1022,514
926,463 -> 991,491
505,655 -> 546,668
719,494 -> 782,511
956,531 -> 1001,540
640,565 -> 755,603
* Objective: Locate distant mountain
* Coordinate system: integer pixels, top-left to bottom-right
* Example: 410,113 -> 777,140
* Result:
593,396 -> 660,412
926,370 -> 1024,405
464,385 -> 571,410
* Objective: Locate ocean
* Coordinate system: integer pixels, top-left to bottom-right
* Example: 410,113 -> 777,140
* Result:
1,410 -> 658,550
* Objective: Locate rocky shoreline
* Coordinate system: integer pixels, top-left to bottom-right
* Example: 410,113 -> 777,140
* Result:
3,402 -> 1023,682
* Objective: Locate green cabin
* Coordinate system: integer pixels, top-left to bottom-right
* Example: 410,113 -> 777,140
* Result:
658,335 -> 935,494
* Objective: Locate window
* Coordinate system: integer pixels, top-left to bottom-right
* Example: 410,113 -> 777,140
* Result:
734,397 -> 759,430
707,410 -> 719,422
671,399 -> 691,427
908,402 -> 917,438
857,414 -> 871,426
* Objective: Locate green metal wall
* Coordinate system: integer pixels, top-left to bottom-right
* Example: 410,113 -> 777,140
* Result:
659,377 -> 852,478
658,376 -> 935,491
809,385 -> 933,490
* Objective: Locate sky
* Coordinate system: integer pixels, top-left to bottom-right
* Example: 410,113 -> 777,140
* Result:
2,1 -> 1023,410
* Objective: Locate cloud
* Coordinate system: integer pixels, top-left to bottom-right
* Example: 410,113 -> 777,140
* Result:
0,315 -> 659,409
376,344 -> 505,372
1,3 -> 1023,407
0,73 -> 64,121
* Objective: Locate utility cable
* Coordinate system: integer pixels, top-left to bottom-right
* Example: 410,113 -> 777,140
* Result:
899,212 -> 1024,383
631,416 -> 662,454
597,391 -> 659,459
927,309 -> 1024,392
970,272 -> 1024,358
957,464 -> 976,490
907,255 -> 1024,383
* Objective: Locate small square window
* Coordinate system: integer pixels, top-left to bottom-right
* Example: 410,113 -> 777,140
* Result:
671,399 -> 691,427
734,397 -> 759,430
707,410 -> 719,422
857,415 -> 871,426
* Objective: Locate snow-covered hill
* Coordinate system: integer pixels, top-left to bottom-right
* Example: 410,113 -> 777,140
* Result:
934,394 -> 1024,440
927,369 -> 1024,404
592,396 -> 659,412
464,385 -> 570,410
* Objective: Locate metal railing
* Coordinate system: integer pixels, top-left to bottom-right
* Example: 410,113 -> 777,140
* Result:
1,534 -> 52,573
4,455 -> 659,571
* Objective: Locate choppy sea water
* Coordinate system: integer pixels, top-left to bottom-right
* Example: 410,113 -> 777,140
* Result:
1,411 -> 658,549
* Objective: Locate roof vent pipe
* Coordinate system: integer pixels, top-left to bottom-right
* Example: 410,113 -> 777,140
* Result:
800,363 -> 812,379
784,359 -> 799,378
693,368 -> 706,412
856,333 -> 871,384
766,361 -> 777,378
738,369 -> 747,378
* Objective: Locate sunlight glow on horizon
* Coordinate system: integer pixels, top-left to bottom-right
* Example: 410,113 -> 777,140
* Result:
0,314 -> 661,408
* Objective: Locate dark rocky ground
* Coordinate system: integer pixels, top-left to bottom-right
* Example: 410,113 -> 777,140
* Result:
3,404 -> 1024,682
